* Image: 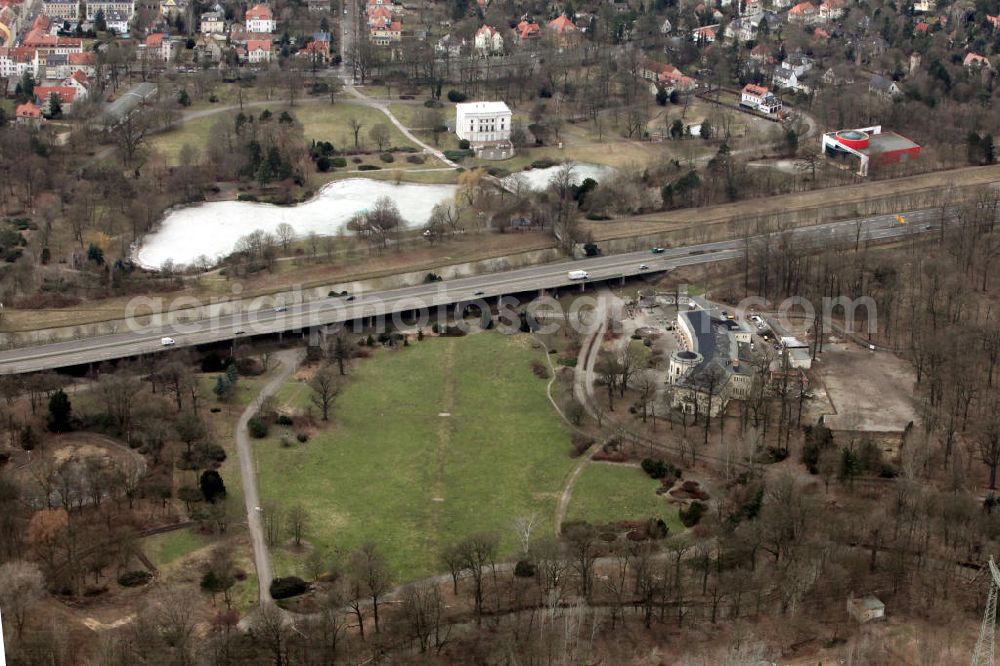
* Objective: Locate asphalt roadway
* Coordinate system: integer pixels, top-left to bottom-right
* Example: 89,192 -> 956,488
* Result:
0,207 -> 943,375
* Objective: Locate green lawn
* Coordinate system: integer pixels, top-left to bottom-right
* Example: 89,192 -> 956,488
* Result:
293,103 -> 415,151
566,464 -> 683,534
149,114 -> 224,165
144,528 -> 210,568
257,332 -> 576,581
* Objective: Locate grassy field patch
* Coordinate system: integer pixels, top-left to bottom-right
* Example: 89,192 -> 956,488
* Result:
257,333 -> 575,581
566,464 -> 683,534
144,528 -> 210,568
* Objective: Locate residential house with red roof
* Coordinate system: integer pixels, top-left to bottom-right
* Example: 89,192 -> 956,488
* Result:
474,24 -> 503,55
656,63 -> 696,91
300,39 -> 329,60
34,85 -> 77,114
15,101 -> 42,127
788,2 -> 818,22
740,83 -> 782,113
513,19 -> 540,41
247,38 -> 271,63
818,0 -> 844,20
371,19 -> 401,45
546,14 -> 578,45
691,25 -> 717,42
0,46 -> 37,77
61,69 -> 90,100
964,52 -> 992,69
245,4 -> 275,33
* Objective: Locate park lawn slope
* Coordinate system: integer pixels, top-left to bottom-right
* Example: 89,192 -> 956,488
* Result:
257,333 -> 575,582
566,464 -> 683,535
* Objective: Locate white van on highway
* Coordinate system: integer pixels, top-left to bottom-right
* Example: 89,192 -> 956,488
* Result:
568,270 -> 590,280
161,337 -> 176,346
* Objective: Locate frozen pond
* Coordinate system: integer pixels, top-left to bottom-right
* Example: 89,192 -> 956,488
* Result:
504,162 -> 613,191
135,178 -> 457,269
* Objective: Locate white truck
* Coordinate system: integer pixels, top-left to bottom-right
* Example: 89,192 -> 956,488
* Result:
567,270 -> 590,280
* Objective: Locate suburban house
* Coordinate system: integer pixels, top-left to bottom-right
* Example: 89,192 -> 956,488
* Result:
200,11 -> 226,34
245,4 -> 275,33
847,596 -> 885,623
658,64 -> 696,91
160,0 -> 184,17
691,24 -> 717,42
246,38 -> 271,63
61,70 -> 90,100
513,19 -> 541,41
782,51 -> 814,76
367,4 -> 390,27
787,1 -> 818,22
435,34 -> 465,56
300,39 -> 328,61
773,67 -> 809,93
818,0 -> 845,20
546,14 -> 579,45
455,101 -> 514,158
370,20 -> 401,45
822,65 -> 855,86
913,0 -> 934,11
456,101 -> 511,144
34,85 -> 77,114
474,24 -> 503,56
740,83 -> 782,114
868,74 -> 901,99
15,101 -> 42,127
964,52 -> 992,69
749,43 -> 771,63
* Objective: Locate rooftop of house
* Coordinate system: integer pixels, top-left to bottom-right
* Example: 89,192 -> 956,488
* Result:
964,52 -> 991,66
456,100 -> 511,115
245,4 -> 272,19
743,83 -> 769,96
869,74 -> 896,90
850,595 -> 885,610
789,1 -> 816,12
514,19 -> 540,38
16,101 -> 42,117
247,38 -> 271,50
547,14 -> 577,32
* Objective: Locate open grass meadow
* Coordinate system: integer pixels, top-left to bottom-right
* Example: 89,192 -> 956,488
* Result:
144,528 -> 211,569
566,464 -> 683,535
256,332 -> 577,581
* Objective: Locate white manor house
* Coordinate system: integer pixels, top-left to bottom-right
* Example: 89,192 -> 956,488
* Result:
455,101 -> 514,159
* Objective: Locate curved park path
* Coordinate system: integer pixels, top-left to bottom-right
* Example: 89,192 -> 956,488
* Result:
236,348 -> 304,605
551,288 -> 620,535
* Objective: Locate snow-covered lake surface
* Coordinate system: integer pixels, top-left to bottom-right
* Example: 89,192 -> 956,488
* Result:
135,179 -> 457,269
135,163 -> 614,269
504,162 -> 613,191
